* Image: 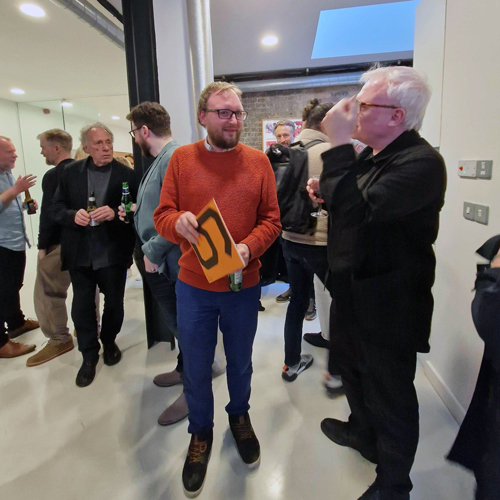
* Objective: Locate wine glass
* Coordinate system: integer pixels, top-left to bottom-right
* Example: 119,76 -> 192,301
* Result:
311,175 -> 327,219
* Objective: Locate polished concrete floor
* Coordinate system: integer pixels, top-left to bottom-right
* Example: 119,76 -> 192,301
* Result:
1,282 -> 475,500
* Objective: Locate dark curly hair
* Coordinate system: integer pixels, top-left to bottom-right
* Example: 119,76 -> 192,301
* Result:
126,101 -> 171,137
302,98 -> 333,131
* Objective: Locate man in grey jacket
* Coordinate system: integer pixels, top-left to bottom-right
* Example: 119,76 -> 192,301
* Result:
123,102 -> 186,425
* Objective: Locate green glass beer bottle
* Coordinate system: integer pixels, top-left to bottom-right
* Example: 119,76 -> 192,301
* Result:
87,191 -> 99,226
229,270 -> 243,292
121,182 -> 133,223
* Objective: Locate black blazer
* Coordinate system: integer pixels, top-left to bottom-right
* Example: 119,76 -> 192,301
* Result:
321,131 -> 447,353
52,157 -> 138,271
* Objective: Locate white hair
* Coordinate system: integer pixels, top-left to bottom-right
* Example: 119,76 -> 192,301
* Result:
360,66 -> 432,131
80,122 -> 114,146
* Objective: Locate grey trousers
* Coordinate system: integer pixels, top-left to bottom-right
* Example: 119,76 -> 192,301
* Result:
33,245 -> 72,344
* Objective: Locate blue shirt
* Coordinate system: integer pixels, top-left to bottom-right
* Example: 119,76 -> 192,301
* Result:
0,170 -> 30,251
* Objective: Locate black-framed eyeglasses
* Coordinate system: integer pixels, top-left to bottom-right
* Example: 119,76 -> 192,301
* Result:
205,109 -> 248,121
356,100 -> 399,111
129,127 -> 141,138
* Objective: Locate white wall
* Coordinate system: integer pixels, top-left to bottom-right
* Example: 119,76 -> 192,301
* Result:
154,0 -> 197,146
414,0 -> 500,422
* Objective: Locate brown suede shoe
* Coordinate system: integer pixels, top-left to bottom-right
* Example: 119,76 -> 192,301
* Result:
158,392 -> 189,426
8,318 -> 40,339
26,339 -> 74,367
153,369 -> 183,387
0,340 -> 36,358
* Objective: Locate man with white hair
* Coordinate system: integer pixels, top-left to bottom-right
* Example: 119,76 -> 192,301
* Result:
308,66 -> 447,500
52,123 -> 137,387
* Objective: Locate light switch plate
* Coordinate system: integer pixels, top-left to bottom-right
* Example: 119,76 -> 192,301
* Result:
458,160 -> 477,178
474,204 -> 489,225
463,202 -> 475,221
477,160 -> 493,180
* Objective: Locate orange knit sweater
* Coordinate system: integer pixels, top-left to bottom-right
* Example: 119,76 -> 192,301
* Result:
153,140 -> 281,292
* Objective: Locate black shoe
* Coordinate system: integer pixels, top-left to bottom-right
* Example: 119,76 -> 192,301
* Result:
76,358 -> 98,387
103,342 -> 122,366
358,480 -> 410,500
182,431 -> 213,498
303,332 -> 329,349
258,301 -> 266,312
320,418 -> 378,464
229,412 -> 260,467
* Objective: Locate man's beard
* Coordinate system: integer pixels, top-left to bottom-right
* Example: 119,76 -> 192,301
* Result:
139,141 -> 153,158
208,128 -> 241,150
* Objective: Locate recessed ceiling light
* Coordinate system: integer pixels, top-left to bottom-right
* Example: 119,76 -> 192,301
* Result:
262,35 -> 278,46
20,4 -> 45,18
111,116 -> 120,120
11,89 -> 25,95
61,101 -> 72,107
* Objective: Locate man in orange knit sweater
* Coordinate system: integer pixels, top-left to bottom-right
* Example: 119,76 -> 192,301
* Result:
154,82 -> 280,496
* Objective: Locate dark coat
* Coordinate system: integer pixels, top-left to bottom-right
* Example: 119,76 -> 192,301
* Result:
447,235 -> 500,500
321,130 -> 447,352
51,157 -> 138,271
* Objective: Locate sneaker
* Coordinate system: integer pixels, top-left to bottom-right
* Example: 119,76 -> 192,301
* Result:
8,318 -> 39,339
229,412 -> 260,467
304,299 -> 317,321
320,418 -> 378,464
26,339 -> 74,367
323,373 -> 343,394
303,332 -> 329,348
182,431 -> 213,498
282,354 -> 314,382
153,369 -> 183,387
276,287 -> 291,303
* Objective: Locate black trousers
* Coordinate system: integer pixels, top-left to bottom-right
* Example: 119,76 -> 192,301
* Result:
282,240 -> 329,366
142,268 -> 183,373
0,246 -> 26,347
69,265 -> 127,360
329,272 -> 419,494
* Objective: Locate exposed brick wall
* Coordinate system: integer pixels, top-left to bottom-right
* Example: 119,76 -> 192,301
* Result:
240,84 -> 361,150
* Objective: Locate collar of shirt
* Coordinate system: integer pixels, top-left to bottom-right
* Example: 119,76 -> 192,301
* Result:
371,130 -> 421,164
204,137 -> 236,153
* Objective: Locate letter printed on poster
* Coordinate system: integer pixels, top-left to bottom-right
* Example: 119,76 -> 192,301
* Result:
191,198 -> 245,283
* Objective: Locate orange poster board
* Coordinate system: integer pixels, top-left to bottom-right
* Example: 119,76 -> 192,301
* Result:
191,199 -> 244,283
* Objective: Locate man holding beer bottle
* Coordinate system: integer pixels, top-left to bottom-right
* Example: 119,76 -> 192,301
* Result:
52,123 -> 137,387
0,136 -> 40,358
154,83 -> 280,496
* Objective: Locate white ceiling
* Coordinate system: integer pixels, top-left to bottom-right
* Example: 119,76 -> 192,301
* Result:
209,0 -> 412,76
0,0 -> 413,124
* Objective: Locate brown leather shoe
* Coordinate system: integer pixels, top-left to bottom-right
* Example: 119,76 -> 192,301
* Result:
26,339 -> 74,367
0,340 -> 36,358
8,318 -> 40,339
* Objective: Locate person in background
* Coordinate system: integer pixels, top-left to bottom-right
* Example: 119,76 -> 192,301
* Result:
124,153 -> 134,168
0,136 -> 39,358
27,129 -> 75,366
280,99 -> 339,385
115,155 -> 133,169
52,123 -> 137,387
154,82 -> 280,496
124,101 -> 187,426
309,66 -> 446,500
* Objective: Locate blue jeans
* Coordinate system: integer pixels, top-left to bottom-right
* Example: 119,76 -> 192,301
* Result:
282,240 -> 329,367
175,280 -> 260,435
